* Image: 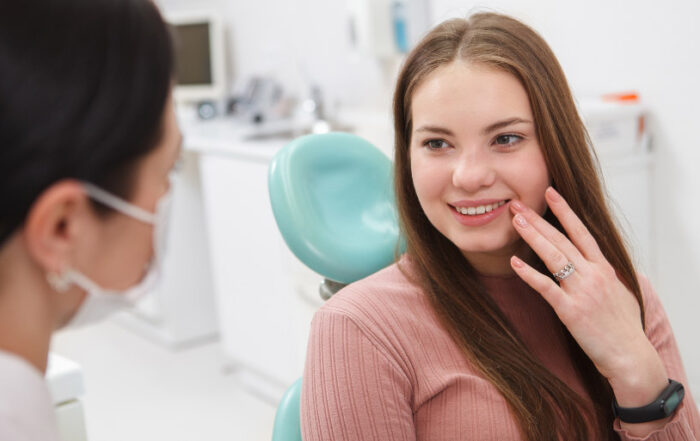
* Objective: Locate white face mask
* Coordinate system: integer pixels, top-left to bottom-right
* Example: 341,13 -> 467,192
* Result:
48,178 -> 173,329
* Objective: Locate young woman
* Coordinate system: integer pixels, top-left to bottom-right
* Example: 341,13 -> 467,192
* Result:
301,12 -> 700,441
0,1 -> 178,439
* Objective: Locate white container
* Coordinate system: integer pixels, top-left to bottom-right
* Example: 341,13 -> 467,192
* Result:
578,98 -> 647,158
46,353 -> 87,441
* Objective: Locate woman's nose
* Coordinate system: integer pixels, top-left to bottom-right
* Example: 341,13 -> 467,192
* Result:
451,148 -> 496,193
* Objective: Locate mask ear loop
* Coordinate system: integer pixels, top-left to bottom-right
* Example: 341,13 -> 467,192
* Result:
46,182 -> 159,294
47,270 -> 71,293
81,182 -> 157,225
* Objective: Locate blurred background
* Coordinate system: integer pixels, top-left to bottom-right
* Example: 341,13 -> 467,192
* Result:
49,0 -> 700,440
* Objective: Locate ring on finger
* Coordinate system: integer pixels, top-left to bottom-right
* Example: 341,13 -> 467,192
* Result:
553,262 -> 575,282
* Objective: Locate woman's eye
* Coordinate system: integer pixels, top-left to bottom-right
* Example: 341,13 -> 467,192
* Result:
425,139 -> 449,150
494,134 -> 522,146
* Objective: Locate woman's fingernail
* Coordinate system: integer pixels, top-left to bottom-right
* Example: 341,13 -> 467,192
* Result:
546,187 -> 561,201
511,200 -> 525,212
511,256 -> 524,268
514,214 -> 528,227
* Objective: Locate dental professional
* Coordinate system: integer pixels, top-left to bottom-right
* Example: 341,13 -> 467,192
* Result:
0,0 -> 179,439
301,12 -> 700,441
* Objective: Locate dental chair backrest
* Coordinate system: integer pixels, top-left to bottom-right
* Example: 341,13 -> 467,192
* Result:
267,132 -> 402,441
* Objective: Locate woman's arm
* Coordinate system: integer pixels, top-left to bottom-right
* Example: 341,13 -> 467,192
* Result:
301,308 -> 416,441
611,275 -> 700,440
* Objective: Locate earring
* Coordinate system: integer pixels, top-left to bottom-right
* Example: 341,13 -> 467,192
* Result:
47,270 -> 71,293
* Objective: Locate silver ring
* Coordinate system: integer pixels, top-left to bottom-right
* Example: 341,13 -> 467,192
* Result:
553,262 -> 575,281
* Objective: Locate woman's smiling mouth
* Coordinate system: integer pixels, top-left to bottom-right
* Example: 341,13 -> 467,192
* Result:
453,200 -> 508,215
449,199 -> 511,226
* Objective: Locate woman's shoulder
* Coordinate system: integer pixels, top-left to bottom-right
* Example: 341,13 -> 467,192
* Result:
311,256 -> 443,351
318,258 -> 425,324
0,350 -> 59,441
309,258 -> 447,380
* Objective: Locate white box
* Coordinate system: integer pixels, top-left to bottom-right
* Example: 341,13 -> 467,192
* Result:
46,353 -> 88,441
578,98 -> 647,158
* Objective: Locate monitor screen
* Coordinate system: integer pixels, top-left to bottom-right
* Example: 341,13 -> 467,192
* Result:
172,22 -> 212,86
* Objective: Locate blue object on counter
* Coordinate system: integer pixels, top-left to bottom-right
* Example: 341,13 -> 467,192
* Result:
268,132 -> 402,285
392,1 -> 409,54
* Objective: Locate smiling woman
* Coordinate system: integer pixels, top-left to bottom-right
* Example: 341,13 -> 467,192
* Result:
300,12 -> 700,441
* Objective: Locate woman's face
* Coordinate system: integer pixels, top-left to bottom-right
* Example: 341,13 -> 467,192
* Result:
74,96 -> 182,291
409,61 -> 550,274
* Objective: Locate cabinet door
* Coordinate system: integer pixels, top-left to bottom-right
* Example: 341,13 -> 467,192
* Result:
199,154 -> 318,394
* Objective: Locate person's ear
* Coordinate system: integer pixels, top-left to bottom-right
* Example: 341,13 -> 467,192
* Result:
22,180 -> 92,273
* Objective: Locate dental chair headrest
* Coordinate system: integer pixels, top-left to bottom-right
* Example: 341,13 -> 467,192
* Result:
268,132 -> 401,285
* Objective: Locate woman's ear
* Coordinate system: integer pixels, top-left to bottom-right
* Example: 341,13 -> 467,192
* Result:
22,180 -> 92,273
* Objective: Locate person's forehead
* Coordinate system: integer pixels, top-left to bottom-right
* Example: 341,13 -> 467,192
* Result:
411,64 -> 533,132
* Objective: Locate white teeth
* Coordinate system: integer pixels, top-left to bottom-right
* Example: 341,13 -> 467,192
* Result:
455,200 -> 506,216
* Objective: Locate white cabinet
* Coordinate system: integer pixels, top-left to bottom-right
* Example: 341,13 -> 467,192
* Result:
580,98 -> 655,277
599,152 -> 655,278
187,119 -> 321,401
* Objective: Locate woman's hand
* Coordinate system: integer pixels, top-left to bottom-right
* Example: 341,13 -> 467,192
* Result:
509,187 -> 670,434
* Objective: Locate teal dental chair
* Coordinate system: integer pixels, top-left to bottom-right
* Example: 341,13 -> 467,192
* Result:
267,132 -> 402,441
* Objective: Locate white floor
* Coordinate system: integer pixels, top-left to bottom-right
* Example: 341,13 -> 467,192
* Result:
52,320 -> 276,441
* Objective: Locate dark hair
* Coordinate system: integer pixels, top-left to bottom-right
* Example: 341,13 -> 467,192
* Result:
0,0 -> 174,247
394,13 -> 641,441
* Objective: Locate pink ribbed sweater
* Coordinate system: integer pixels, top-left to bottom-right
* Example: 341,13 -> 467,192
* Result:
301,258 -> 700,440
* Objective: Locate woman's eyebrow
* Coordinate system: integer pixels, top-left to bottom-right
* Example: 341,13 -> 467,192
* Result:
414,125 -> 455,136
482,117 -> 532,135
414,118 -> 532,137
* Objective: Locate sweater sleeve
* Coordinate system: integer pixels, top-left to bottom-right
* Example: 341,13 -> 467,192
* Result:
614,276 -> 700,441
300,308 -> 416,441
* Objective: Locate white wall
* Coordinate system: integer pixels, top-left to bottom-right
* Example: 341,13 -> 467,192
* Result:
159,0 -> 700,396
159,0 -> 391,110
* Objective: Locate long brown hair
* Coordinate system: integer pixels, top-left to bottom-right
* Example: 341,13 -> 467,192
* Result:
393,12 -> 644,441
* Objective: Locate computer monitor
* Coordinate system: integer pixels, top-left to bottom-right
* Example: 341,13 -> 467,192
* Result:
166,11 -> 227,103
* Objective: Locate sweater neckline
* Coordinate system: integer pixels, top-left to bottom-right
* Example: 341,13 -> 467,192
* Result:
476,271 -> 520,281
